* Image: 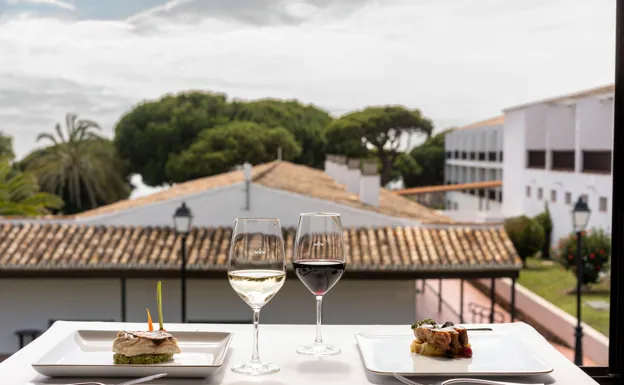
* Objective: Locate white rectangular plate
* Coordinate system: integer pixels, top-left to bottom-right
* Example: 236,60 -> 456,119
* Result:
355,331 -> 553,377
33,330 -> 233,378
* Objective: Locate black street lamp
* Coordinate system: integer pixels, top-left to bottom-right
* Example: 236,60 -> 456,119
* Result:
173,202 -> 193,323
571,196 -> 591,366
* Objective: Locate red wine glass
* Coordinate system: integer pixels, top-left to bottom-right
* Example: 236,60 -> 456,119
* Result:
293,212 -> 346,356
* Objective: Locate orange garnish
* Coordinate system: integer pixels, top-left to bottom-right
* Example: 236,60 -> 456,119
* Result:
146,308 -> 154,331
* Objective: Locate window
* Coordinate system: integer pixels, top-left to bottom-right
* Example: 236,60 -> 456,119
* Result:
453,202 -> 458,210
551,189 -> 556,203
469,151 -> 476,160
565,192 -> 572,205
499,151 -> 503,162
526,186 -> 531,198
445,151 -> 451,159
488,151 -> 497,161
461,151 -> 467,159
478,152 -> 486,161
600,197 -> 608,212
527,150 -> 546,169
551,150 -> 575,171
537,187 -> 543,200
488,190 -> 496,201
454,151 -> 459,158
583,151 -> 612,174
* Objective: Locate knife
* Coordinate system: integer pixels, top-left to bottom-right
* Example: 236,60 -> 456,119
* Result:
118,373 -> 167,385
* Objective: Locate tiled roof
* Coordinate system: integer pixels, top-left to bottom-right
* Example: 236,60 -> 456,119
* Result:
458,116 -> 505,130
504,84 -> 615,112
72,161 -> 451,224
394,181 -> 503,196
0,223 -> 522,277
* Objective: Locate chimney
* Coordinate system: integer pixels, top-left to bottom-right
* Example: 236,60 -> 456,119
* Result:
359,160 -> 380,207
346,158 -> 361,194
243,162 -> 252,210
334,155 -> 348,185
324,154 -> 335,179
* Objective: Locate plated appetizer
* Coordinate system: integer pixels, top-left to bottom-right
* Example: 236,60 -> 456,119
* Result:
112,282 -> 181,364
410,318 -> 472,358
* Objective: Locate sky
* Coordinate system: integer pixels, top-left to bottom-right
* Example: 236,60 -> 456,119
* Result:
0,0 -> 617,195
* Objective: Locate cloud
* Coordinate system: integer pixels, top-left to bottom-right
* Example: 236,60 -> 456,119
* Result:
0,0 -> 616,162
127,0 -> 375,26
6,0 -> 75,11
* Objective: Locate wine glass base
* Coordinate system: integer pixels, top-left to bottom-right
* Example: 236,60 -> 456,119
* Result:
297,344 -> 341,356
231,361 -> 280,376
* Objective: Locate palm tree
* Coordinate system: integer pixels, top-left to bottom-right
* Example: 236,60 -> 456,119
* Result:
0,159 -> 63,216
30,113 -> 130,212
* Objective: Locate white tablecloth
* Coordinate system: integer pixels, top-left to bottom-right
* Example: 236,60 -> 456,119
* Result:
0,321 -> 598,384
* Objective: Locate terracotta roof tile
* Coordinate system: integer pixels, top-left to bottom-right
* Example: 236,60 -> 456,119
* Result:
0,224 -> 522,275
458,116 -> 505,130
69,161 -> 451,224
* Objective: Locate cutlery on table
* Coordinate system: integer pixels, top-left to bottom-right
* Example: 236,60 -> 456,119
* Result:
394,373 -> 544,385
64,373 -> 167,385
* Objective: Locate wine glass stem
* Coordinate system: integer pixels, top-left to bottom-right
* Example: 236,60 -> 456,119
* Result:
315,295 -> 323,345
251,309 -> 261,363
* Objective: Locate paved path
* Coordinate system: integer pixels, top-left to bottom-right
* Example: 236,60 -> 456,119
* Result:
414,279 -> 598,366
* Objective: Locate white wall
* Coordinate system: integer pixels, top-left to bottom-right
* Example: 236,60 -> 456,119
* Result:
547,105 -> 575,150
502,109 -> 526,217
0,278 -> 416,354
523,169 -> 612,241
78,184 -> 419,228
578,98 -> 614,150
445,191 -> 501,212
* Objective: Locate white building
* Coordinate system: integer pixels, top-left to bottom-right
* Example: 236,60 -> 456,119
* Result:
443,116 -> 504,222
0,159 -> 522,355
444,84 -> 614,242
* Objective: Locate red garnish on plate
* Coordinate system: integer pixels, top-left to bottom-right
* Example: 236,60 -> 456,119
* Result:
461,346 -> 473,358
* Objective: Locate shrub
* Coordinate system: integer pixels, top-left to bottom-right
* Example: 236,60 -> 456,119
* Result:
555,229 -> 611,285
504,215 -> 545,267
534,203 -> 553,259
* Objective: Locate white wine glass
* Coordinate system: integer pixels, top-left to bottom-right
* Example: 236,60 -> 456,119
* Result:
293,213 -> 346,356
227,218 -> 286,375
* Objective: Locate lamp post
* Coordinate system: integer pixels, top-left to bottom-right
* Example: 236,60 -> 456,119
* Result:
173,202 -> 193,323
571,196 -> 591,366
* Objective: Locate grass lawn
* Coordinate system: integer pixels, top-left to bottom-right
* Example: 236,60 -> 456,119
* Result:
518,257 -> 610,336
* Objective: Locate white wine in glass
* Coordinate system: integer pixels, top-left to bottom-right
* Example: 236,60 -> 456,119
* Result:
227,218 -> 286,376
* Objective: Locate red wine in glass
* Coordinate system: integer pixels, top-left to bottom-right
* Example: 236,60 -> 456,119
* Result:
293,259 -> 346,295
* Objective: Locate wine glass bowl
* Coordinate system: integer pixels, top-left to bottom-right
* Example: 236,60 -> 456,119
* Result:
293,213 -> 346,356
227,218 -> 286,375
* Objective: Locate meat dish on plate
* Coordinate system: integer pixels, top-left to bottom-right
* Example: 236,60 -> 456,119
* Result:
410,318 -> 472,358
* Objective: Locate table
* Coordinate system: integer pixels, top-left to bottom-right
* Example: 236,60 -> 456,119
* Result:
0,321 -> 598,385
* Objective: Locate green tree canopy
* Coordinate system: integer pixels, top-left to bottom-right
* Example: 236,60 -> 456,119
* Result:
231,99 -> 332,169
400,129 -> 451,188
0,159 -> 63,216
26,113 -> 130,214
166,121 -> 301,182
114,92 -> 333,186
114,91 -> 231,186
0,131 -> 14,161
324,106 -> 433,185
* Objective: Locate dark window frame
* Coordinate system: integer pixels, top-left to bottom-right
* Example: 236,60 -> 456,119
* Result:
551,189 -> 557,203
527,150 -> 546,169
551,150 -> 576,171
583,150 -> 613,174
565,192 -> 572,205
602,4 -> 624,381
526,186 -> 531,198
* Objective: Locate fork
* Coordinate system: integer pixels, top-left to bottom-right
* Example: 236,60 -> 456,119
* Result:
65,373 -> 167,385
393,373 -> 544,385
